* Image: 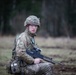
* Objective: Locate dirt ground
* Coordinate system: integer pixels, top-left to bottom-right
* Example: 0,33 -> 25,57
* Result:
0,36 -> 76,75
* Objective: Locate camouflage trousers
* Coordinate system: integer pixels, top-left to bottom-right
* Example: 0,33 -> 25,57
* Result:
24,62 -> 53,75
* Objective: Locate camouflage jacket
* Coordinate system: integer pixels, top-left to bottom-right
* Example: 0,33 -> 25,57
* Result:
15,30 -> 37,64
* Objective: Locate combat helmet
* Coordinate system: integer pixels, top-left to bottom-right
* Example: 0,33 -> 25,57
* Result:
24,15 -> 40,27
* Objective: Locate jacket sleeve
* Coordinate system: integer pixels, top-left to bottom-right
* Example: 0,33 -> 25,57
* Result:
16,38 -> 34,64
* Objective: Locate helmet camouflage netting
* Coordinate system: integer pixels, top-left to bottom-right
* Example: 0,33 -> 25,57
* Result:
24,15 -> 40,27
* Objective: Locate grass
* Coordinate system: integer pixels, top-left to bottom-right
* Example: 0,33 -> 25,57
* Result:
0,36 -> 76,75
0,49 -> 12,62
0,49 -> 12,75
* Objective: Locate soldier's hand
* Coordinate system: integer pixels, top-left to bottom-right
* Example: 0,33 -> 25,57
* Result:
34,58 -> 42,64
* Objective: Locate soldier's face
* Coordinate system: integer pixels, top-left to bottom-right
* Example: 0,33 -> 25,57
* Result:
28,25 -> 38,34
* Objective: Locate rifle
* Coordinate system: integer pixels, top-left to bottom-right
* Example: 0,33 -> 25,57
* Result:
26,48 -> 55,64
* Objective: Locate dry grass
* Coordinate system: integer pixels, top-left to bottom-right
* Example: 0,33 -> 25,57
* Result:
0,36 -> 14,49
35,37 -> 76,50
0,36 -> 76,49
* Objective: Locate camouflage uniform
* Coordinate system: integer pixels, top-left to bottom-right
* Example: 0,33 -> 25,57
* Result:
15,15 -> 53,75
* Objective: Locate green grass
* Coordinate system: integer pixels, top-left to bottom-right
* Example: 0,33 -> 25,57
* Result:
0,49 -> 12,75
0,49 -> 12,62
0,66 -> 11,75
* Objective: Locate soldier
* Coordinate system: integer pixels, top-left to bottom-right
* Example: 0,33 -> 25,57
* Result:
15,15 -> 53,75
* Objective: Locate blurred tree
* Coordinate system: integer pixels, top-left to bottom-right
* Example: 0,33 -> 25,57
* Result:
0,0 -> 42,35
67,0 -> 76,37
0,0 -> 76,37
41,0 -> 69,37
41,0 -> 76,37
0,0 -> 14,35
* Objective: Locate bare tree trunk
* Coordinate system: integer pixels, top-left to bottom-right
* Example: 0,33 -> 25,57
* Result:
41,0 -> 70,37
0,16 -> 4,35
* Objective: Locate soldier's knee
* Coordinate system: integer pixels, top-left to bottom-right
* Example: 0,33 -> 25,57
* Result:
45,62 -> 53,67
39,62 -> 53,69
